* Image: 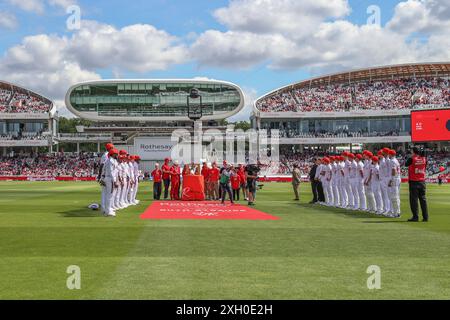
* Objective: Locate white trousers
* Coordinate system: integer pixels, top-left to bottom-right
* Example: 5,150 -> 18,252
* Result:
101,184 -> 106,212
345,178 -> 353,207
120,180 -> 129,205
322,182 -> 333,205
389,178 -> 402,215
365,184 -> 376,212
351,178 -> 366,210
104,178 -> 114,215
371,181 -> 383,214
380,178 -> 391,213
113,182 -> 121,209
331,180 -> 340,206
131,179 -> 139,203
339,180 -> 348,207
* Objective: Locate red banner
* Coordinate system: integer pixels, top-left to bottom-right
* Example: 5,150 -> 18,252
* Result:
181,175 -> 205,201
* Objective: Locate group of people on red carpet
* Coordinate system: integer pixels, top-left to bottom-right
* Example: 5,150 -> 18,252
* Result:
150,158 -> 255,205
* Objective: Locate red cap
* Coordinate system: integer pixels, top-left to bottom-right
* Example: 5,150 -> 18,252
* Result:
382,148 -> 390,154
372,156 -> 379,162
329,156 -> 335,161
322,157 -> 330,163
119,150 -> 127,155
164,158 -> 170,162
388,150 -> 397,156
348,153 -> 355,159
105,143 -> 114,151
109,148 -> 119,156
339,156 -> 344,161
356,154 -> 363,160
377,150 -> 383,156
135,156 -> 141,161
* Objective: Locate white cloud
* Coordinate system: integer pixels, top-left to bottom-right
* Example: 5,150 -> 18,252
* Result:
0,11 -> 18,29
48,0 -> 78,9
214,0 -> 350,39
192,0 -> 450,73
387,0 -> 450,35
68,21 -> 188,73
0,21 -> 188,104
8,0 -> 45,14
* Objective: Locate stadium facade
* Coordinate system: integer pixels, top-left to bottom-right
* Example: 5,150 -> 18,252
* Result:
64,79 -> 245,163
252,62 -> 450,152
65,79 -> 244,122
0,80 -> 58,156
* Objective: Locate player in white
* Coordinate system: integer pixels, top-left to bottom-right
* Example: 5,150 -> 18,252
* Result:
119,154 -> 130,208
378,150 -> 391,215
368,156 -> 383,215
130,155 -> 141,205
98,143 -> 114,214
113,154 -> 125,211
348,153 -> 360,210
337,155 -> 347,208
126,155 -> 135,206
330,156 -> 340,207
103,148 -> 119,217
321,157 -> 333,206
388,149 -> 402,218
354,154 -> 367,211
343,152 -> 354,209
363,151 -> 376,213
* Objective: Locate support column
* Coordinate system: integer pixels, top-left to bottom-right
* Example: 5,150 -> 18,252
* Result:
97,142 -> 100,153
77,143 -> 80,154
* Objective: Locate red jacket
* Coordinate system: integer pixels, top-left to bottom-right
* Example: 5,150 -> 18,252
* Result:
162,163 -> 171,180
151,169 -> 162,183
209,167 -> 220,182
231,175 -> 241,190
171,166 -> 181,182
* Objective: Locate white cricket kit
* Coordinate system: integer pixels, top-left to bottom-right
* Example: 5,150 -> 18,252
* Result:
331,162 -> 340,206
363,160 -> 376,212
379,157 -> 391,214
389,157 -> 402,215
113,161 -> 123,210
344,160 -> 354,207
100,152 -> 109,212
349,160 -> 360,209
323,164 -> 333,205
370,164 -> 383,214
103,157 -> 118,216
126,162 -> 135,204
131,161 -> 140,204
338,161 -> 347,207
119,162 -> 129,207
356,161 -> 366,210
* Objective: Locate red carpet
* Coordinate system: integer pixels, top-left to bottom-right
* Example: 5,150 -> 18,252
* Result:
140,201 -> 279,220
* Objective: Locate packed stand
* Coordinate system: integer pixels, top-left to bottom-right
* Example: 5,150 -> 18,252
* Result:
0,153 -> 99,177
256,77 -> 449,113
0,89 -> 52,113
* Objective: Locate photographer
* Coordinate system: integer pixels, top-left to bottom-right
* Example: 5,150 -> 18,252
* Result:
245,164 -> 259,206
405,147 -> 429,222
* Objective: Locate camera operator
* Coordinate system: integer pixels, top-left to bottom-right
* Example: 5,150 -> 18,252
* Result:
405,147 -> 429,222
245,164 -> 259,206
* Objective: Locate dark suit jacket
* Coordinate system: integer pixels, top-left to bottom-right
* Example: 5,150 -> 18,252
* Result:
309,164 -> 318,182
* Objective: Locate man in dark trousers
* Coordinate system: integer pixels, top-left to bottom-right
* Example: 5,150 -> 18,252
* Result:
405,147 -> 429,222
309,158 -> 319,204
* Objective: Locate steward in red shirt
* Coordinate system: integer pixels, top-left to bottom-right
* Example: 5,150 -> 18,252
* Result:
405,147 -> 428,222
162,158 -> 171,200
170,162 -> 181,200
151,164 -> 162,200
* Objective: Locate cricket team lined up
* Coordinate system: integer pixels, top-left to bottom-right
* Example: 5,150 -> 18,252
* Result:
99,144 -> 141,217
315,148 -> 402,217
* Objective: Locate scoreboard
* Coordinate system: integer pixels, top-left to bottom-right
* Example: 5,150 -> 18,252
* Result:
411,109 -> 450,142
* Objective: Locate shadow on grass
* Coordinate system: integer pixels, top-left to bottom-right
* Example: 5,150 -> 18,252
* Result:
297,203 -> 388,220
58,208 -> 104,218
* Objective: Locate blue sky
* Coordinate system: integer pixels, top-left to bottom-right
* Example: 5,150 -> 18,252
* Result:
0,0 -> 448,119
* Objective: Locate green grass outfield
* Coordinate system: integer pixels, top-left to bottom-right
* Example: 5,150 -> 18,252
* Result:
0,181 -> 449,300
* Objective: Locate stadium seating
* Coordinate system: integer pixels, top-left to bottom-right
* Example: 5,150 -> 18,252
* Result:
0,153 -> 99,177
256,77 -> 450,113
0,88 -> 52,113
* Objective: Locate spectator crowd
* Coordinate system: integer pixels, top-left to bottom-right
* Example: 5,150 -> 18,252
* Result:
257,77 -> 449,113
0,153 -> 99,177
0,89 -> 52,113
